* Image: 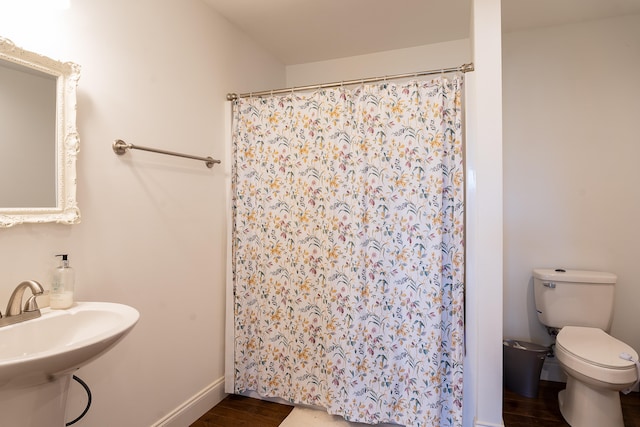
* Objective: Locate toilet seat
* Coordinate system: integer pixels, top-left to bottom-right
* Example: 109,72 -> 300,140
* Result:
556,326 -> 638,385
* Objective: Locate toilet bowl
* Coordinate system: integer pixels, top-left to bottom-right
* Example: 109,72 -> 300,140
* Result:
555,326 -> 638,427
533,268 -> 639,427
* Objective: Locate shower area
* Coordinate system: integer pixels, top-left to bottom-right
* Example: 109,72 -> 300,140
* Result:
224,67 -> 469,427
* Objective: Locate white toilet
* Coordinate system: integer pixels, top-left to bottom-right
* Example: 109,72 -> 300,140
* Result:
533,268 -> 639,427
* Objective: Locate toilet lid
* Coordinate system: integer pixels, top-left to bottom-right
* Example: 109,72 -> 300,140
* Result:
556,326 -> 638,369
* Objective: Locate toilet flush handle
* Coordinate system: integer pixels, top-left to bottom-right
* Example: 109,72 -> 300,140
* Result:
543,281 -> 556,289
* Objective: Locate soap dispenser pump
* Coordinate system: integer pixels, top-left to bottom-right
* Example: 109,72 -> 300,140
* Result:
50,254 -> 75,309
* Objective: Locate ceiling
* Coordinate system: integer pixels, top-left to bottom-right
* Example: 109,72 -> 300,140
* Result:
204,0 -> 640,65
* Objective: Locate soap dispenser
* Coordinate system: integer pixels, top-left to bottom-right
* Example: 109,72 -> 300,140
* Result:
50,254 -> 75,309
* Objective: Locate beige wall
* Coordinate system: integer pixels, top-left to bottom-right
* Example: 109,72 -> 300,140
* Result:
503,14 -> 640,356
0,1 -> 284,425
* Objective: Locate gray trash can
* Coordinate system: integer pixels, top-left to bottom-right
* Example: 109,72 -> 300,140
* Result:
503,339 -> 549,398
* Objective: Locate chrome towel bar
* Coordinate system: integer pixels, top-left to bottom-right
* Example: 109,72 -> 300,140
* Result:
112,139 -> 221,168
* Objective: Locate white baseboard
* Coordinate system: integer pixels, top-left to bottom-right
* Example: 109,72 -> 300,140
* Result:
151,377 -> 226,427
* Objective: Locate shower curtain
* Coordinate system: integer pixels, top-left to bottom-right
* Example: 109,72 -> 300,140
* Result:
230,76 -> 465,427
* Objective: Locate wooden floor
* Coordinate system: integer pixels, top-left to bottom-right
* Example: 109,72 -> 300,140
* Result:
504,380 -> 640,427
191,394 -> 292,427
193,381 -> 640,427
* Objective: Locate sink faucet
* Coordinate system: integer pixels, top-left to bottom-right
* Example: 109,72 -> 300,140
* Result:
0,280 -> 44,327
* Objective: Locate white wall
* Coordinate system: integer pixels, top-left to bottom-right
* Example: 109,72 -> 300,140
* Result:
0,1 -> 284,425
0,1 -> 509,425
503,14 -> 640,355
286,39 -> 470,87
465,0 -> 504,426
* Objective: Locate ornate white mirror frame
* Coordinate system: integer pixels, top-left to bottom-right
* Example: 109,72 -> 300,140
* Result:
0,37 -> 80,227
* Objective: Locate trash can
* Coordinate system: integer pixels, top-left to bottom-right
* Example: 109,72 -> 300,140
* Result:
503,339 -> 549,398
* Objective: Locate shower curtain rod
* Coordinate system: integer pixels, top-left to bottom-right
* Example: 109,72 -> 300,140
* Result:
226,63 -> 473,100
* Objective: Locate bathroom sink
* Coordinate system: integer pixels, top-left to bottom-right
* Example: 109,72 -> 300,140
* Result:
0,301 -> 139,388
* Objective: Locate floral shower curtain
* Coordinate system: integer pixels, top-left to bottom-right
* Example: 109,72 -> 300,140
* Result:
231,76 -> 465,427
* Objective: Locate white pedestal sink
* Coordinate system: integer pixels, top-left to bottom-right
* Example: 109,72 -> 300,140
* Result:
0,302 -> 139,426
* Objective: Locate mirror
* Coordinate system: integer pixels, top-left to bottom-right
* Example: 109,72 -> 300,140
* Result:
0,37 -> 80,227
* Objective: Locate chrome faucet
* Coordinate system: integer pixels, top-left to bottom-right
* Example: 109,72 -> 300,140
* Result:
0,280 -> 44,327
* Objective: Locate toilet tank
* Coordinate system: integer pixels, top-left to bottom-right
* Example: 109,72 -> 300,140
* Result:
533,268 -> 617,331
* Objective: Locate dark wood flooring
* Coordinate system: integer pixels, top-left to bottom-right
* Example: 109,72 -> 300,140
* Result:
191,393 -> 292,427
193,381 -> 640,427
504,380 -> 640,427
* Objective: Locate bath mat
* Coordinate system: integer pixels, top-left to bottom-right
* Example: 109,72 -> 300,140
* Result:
279,406 -> 403,427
